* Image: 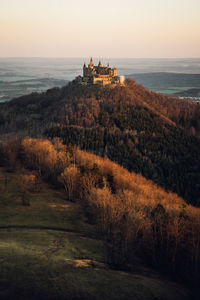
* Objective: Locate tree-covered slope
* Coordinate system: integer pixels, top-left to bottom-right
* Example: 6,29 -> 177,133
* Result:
0,80 -> 200,205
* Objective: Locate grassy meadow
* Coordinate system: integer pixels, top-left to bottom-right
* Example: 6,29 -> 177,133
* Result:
0,168 -> 189,300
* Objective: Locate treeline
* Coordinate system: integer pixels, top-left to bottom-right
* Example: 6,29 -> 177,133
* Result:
1,137 -> 200,296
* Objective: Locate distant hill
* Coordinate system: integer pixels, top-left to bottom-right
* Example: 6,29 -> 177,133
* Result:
0,79 -> 200,205
128,72 -> 200,96
128,72 -> 200,88
173,88 -> 200,97
0,78 -> 68,102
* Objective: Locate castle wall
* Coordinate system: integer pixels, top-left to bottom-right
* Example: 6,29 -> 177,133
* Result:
93,77 -> 113,85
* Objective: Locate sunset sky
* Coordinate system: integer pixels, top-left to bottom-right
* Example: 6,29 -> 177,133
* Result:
0,0 -> 200,58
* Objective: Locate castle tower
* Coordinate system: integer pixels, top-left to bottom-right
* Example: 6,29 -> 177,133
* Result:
113,67 -> 117,76
83,62 -> 87,77
89,57 -> 94,68
98,60 -> 102,68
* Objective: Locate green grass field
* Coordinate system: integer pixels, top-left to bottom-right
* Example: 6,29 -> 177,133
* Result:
0,168 -> 189,299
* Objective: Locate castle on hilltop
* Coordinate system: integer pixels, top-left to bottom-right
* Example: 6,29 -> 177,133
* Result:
76,58 -> 124,86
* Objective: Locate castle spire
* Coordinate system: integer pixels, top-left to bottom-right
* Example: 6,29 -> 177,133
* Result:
98,60 -> 102,67
90,57 -> 93,66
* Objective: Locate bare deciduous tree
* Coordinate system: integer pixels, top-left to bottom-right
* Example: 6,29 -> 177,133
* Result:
58,165 -> 78,201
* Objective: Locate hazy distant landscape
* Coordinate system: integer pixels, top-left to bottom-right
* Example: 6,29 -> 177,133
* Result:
0,78 -> 67,102
129,72 -> 200,98
0,58 -> 200,102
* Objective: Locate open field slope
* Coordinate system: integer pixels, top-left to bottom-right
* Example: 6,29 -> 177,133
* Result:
0,167 -> 190,300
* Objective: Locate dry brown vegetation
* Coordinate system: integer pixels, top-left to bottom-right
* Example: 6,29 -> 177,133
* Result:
74,149 -> 200,277
1,137 -> 200,288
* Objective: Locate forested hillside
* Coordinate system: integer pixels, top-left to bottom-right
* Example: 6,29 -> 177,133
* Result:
0,137 -> 193,299
0,79 -> 200,205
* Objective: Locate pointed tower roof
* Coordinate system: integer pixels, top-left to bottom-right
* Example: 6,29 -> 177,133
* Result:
98,60 -> 102,67
90,57 -> 93,66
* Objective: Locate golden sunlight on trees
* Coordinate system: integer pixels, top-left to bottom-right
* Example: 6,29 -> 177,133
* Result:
58,165 -> 79,201
74,147 -> 200,276
2,137 -> 200,283
21,137 -> 71,183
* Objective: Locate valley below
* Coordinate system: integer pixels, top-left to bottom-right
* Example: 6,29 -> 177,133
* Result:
0,78 -> 67,103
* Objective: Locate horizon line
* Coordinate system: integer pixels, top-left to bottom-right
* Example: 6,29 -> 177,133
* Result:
0,56 -> 200,60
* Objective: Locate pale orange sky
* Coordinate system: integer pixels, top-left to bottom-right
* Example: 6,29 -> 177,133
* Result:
0,0 -> 200,57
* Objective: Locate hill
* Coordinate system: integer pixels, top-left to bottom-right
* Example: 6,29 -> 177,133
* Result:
0,79 -> 200,206
0,137 -> 196,299
0,78 -> 67,103
173,88 -> 200,98
128,72 -> 200,95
